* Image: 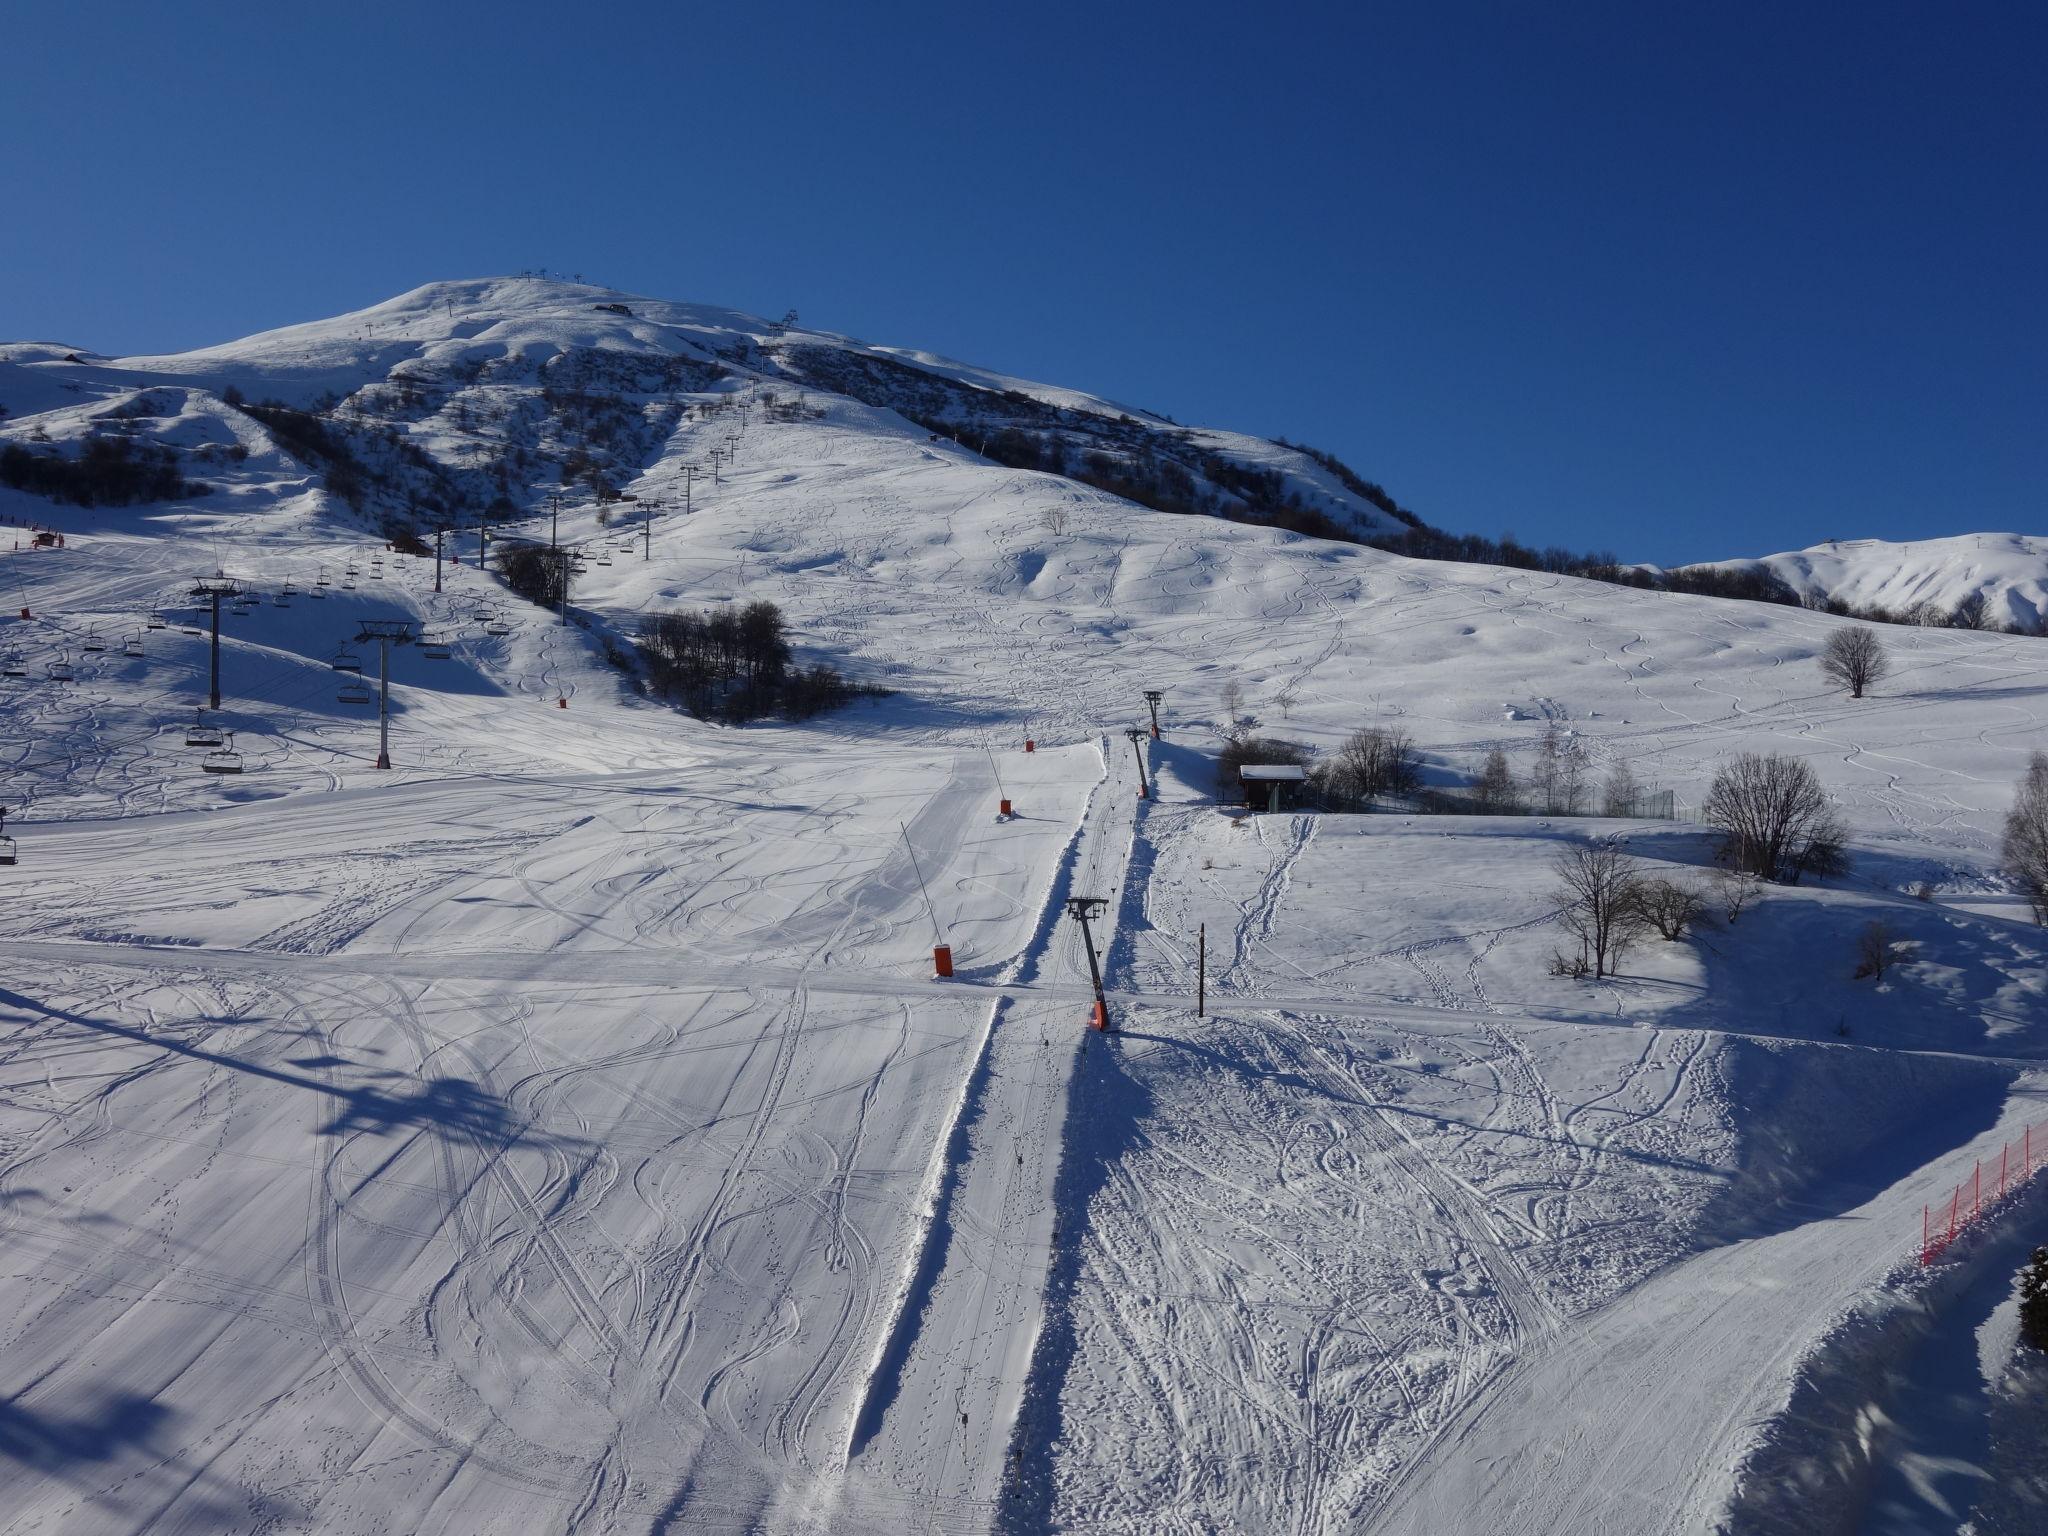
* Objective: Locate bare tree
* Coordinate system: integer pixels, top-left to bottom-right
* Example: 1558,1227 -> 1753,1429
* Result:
1602,758 -> 1643,817
1714,868 -> 1761,923
1703,752 -> 1850,883
2003,750 -> 2048,925
1819,626 -> 1889,699
1474,747 -> 1519,813
1634,877 -> 1709,941
1551,842 -> 1648,978
1852,920 -> 1901,980
1220,678 -> 1246,733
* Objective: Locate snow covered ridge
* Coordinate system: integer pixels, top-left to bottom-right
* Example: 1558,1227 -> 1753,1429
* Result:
1674,532 -> 2048,635
0,275 -> 1417,542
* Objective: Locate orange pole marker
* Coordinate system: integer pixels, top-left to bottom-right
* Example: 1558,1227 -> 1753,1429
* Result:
933,944 -> 954,978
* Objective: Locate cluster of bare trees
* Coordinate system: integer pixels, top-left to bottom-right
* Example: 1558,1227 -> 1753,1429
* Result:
1315,725 -> 1421,809
1551,748 -> 1859,980
1461,731 -> 1653,819
1547,843 -> 1725,979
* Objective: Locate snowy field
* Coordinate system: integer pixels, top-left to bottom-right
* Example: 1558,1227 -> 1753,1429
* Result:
2,281 -> 2046,1533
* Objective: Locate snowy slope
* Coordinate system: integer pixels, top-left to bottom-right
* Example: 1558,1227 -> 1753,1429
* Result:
1,279 -> 2046,1536
1686,532 -> 2048,631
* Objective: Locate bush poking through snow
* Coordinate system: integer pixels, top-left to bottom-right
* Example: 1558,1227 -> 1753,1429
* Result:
1632,877 -> 1709,942
2002,750 -> 2048,926
1703,752 -> 1851,884
1852,920 -> 1901,980
1551,841 -> 1649,979
1819,626 -> 1889,699
2022,1249 -> 2048,1353
1714,868 -> 1761,923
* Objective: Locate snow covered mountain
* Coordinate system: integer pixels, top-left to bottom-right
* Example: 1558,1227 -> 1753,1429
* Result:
2,278 -> 2045,1536
1680,532 -> 2048,632
2,276 -> 1419,549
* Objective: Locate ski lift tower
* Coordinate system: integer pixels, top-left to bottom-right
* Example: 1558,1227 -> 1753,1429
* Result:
190,572 -> 240,709
1143,690 -> 1164,739
355,619 -> 416,769
1064,895 -> 1112,1031
1124,726 -> 1152,800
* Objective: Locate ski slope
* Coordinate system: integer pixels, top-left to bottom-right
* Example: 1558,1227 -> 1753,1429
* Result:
2,279 -> 2046,1534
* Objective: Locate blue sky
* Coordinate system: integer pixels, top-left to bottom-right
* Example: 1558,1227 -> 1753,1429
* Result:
3,1 -> 2041,564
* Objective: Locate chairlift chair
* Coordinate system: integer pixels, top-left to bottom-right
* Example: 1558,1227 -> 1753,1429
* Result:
484,618 -> 512,637
331,646 -> 363,673
181,615 -> 204,634
596,554 -> 613,566
185,712 -> 225,747
81,629 -> 105,653
122,633 -> 144,657
201,734 -> 243,774
2,652 -> 25,677
316,568 -> 332,586
146,611 -> 167,630
337,681 -> 372,705
309,584 -> 327,600
0,834 -> 15,866
46,653 -> 74,682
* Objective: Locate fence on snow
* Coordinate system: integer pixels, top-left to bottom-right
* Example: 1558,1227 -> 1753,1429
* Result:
1920,1120 -> 2046,1265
